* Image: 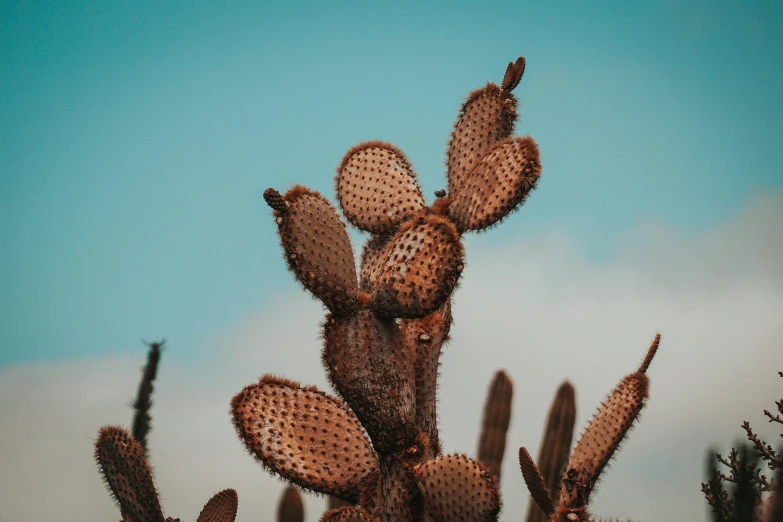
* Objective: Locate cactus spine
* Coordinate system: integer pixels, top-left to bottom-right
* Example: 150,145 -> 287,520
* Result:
477,370 -> 514,481
524,381 -> 576,522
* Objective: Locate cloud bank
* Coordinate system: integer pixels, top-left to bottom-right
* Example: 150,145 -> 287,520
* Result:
1,191 -> 781,522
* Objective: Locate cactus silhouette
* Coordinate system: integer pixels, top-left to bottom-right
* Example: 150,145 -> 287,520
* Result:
233,56 -> 540,522
477,370 -> 514,481
131,340 -> 164,454
524,381 -> 576,522
277,485 -> 304,522
94,426 -> 238,522
519,334 -> 660,522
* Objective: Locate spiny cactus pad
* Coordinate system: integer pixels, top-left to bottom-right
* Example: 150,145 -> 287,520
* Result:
336,141 -> 426,234
477,370 -> 513,480
321,506 -> 378,522
231,376 -> 378,502
447,79 -> 519,199
369,213 -> 464,319
323,310 -> 417,455
359,234 -> 391,294
196,489 -> 238,522
277,485 -> 304,522
266,186 -> 359,315
94,425 -> 165,522
525,380 -> 576,522
399,300 -> 452,456
518,447 -> 554,517
414,454 -> 500,522
448,136 -> 541,232
559,336 -> 659,510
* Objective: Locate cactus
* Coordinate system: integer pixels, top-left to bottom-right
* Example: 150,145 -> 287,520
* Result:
233,57 -> 541,522
519,334 -> 660,522
94,426 -> 238,522
524,381 -> 576,522
477,370 -> 514,481
277,486 -> 304,522
131,340 -> 164,454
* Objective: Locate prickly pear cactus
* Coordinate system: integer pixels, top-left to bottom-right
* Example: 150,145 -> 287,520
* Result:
233,57 -> 538,522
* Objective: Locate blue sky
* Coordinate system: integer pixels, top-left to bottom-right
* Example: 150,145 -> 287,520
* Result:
2,0 -> 782,365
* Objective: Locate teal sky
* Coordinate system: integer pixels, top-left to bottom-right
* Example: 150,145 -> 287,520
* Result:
2,1 -> 782,365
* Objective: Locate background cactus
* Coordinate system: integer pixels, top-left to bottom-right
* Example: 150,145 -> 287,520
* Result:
477,370 -> 514,481
524,381 -> 576,522
519,334 -> 660,522
131,340 -> 164,455
277,486 -> 304,522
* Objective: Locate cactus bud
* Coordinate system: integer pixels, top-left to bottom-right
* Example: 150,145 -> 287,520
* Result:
197,489 -> 238,522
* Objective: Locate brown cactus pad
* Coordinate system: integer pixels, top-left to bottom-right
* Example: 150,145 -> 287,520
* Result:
448,136 -> 541,232
526,380 -> 576,522
196,489 -> 238,522
370,213 -> 464,319
321,506 -> 378,522
477,370 -> 513,480
518,447 -> 554,517
323,310 -> 417,455
272,186 -> 359,315
336,141 -> 426,234
276,486 -> 303,522
560,372 -> 649,509
94,426 -> 165,522
230,376 -> 377,502
399,301 -> 452,456
359,233 -> 391,294
447,83 -> 518,198
415,454 -> 500,522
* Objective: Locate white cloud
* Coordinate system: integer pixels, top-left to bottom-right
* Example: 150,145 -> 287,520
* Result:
1,191 -> 781,522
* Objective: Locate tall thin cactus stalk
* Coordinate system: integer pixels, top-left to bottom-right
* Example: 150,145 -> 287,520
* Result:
477,370 -> 514,481
524,381 -> 576,522
131,340 -> 164,454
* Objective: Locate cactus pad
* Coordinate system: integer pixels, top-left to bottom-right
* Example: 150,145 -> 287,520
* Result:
336,141 -> 426,234
230,376 -> 377,502
266,186 -> 359,315
359,234 -> 391,294
369,213 -> 464,319
447,79 -> 518,198
448,136 -> 541,232
321,506 -> 378,522
277,486 -> 303,522
518,447 -> 554,517
415,454 -> 500,522
477,370 -> 513,480
94,426 -> 165,522
196,489 -> 238,522
560,372 -> 649,508
399,301 -> 452,455
323,310 -> 417,455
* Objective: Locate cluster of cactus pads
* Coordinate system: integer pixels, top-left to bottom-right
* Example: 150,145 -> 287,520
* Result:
230,56 -> 661,522
93,57 -> 663,522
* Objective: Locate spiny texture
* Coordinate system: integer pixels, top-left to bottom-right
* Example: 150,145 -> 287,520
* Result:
558,336 -> 659,516
477,370 -> 513,481
518,447 -> 554,518
95,426 -> 165,522
525,381 -> 576,522
336,141 -> 425,234
231,375 -> 378,502
277,486 -> 304,522
414,454 -> 500,522
368,213 -> 464,319
322,310 -> 417,455
321,506 -> 379,522
131,340 -> 164,454
447,137 -> 541,232
399,300 -> 452,458
197,489 -> 238,522
270,186 -> 359,315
